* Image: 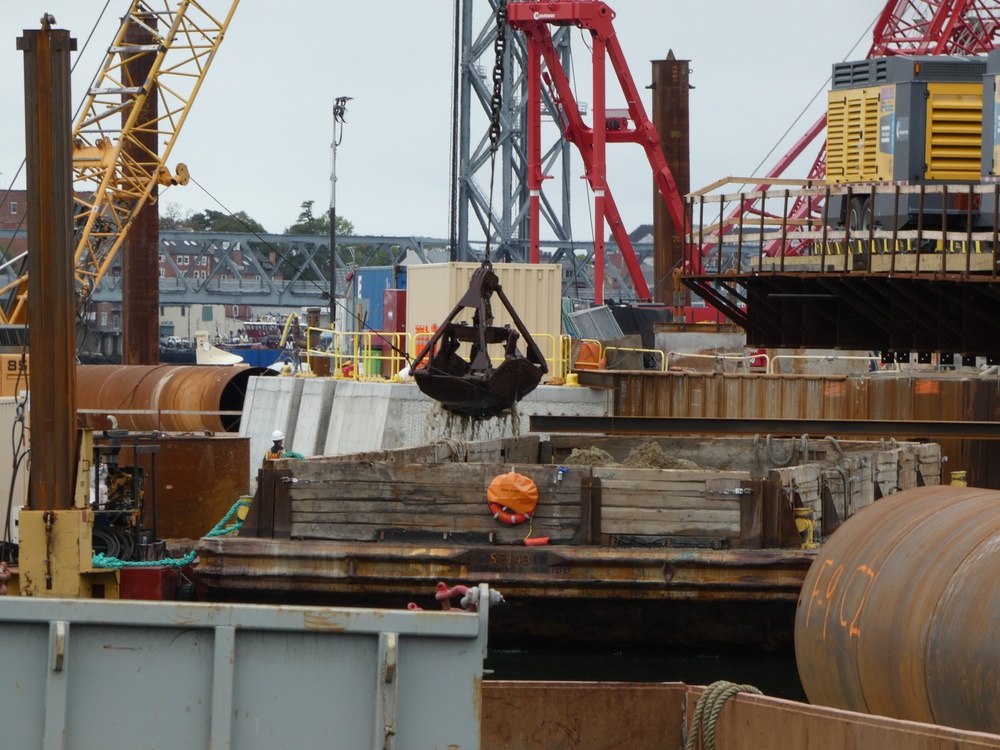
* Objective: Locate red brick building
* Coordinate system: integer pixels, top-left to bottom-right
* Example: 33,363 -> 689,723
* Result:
0,190 -> 28,258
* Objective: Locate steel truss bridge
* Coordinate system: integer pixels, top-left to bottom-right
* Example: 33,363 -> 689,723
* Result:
0,229 -> 652,308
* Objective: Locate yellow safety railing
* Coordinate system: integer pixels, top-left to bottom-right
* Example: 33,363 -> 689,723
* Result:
767,353 -> 894,374
304,329 -> 411,381
665,350 -> 768,372
304,327 -> 585,385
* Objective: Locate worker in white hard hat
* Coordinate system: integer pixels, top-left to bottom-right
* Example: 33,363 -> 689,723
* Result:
264,429 -> 304,464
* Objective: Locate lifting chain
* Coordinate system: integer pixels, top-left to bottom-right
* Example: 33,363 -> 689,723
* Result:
488,1 -> 507,154
484,1 -> 507,266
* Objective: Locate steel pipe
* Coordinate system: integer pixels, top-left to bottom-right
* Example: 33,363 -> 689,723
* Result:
77,365 -> 269,433
795,485 -> 1000,733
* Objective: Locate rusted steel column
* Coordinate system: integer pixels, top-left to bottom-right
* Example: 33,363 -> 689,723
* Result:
651,51 -> 690,304
122,13 -> 160,365
18,19 -> 78,511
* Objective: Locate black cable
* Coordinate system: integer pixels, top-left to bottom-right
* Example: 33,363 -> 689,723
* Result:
744,11 -> 878,183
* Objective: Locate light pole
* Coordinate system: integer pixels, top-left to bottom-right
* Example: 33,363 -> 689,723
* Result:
329,96 -> 351,329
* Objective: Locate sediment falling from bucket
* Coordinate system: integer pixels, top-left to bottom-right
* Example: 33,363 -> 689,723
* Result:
423,402 -> 522,445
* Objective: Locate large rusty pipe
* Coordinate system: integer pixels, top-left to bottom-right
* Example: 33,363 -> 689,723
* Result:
795,485 -> 1000,733
77,365 -> 269,433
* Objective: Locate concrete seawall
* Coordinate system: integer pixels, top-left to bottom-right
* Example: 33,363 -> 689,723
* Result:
241,377 -> 612,482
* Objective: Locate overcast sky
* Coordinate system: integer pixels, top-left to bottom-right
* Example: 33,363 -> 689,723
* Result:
2,1 -> 882,240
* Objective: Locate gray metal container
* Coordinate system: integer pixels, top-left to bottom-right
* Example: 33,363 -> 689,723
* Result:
0,589 -> 491,749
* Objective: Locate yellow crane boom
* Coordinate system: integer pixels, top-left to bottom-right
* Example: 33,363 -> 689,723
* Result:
1,0 -> 240,326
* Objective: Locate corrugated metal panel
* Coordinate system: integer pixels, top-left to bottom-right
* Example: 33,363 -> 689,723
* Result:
924,83 -> 983,180
406,262 -> 562,365
607,371 -> 998,487
826,87 -> 882,183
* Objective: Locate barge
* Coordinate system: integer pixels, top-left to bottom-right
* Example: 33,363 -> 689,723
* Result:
192,432 -> 941,650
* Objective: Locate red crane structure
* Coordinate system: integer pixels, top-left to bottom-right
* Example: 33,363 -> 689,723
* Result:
703,0 -> 1000,260
507,1 -> 687,304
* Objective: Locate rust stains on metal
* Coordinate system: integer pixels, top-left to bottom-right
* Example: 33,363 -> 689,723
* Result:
76,365 -> 268,433
20,24 -> 77,511
194,536 -> 812,603
118,434 -> 249,540
795,485 -> 1000,734
651,52 -> 690,304
121,12 -> 161,366
302,612 -> 348,632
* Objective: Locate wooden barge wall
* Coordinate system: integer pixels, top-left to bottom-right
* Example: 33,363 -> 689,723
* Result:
245,434 -> 941,549
194,434 -> 940,649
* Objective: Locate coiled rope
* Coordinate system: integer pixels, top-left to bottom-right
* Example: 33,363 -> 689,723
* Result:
684,680 -> 763,750
92,496 -> 253,569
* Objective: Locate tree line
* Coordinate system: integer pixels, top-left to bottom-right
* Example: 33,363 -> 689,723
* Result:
159,199 -> 354,237
159,200 -> 404,272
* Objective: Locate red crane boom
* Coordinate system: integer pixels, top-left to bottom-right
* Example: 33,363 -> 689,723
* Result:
507,1 -> 688,303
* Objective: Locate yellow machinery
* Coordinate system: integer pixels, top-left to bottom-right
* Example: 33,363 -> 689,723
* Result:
824,55 -> 986,232
0,0 -> 240,327
9,3 -> 239,598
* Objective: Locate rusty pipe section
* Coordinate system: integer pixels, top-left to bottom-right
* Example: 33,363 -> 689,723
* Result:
795,485 -> 1000,733
77,365 -> 269,433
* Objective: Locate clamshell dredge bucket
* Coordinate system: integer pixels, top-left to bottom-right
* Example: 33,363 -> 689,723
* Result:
411,263 -> 548,418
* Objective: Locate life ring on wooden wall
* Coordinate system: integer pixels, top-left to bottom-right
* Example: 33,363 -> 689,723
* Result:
487,472 -> 538,525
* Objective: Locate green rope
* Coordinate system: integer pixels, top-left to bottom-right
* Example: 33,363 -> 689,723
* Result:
684,680 -> 763,750
92,496 -> 253,569
205,497 -> 254,538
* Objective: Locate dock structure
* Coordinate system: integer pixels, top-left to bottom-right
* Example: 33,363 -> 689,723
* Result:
684,181 -> 1000,356
193,432 -> 940,651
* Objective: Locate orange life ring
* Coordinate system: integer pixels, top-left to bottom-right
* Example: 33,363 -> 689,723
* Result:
487,471 -> 538,526
488,501 -> 533,525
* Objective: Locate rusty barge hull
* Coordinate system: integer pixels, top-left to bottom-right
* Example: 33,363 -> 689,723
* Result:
193,538 -> 807,649
192,433 -> 941,650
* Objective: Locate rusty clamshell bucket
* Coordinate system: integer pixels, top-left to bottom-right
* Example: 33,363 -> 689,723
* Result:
411,263 -> 548,418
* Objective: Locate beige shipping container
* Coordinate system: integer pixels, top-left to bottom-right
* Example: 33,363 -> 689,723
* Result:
406,262 -> 562,379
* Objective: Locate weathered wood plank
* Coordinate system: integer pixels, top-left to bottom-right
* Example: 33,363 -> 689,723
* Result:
739,481 -> 763,549
503,435 -> 541,464
291,510 -> 577,531
290,461 -> 488,484
292,502 -> 581,522
284,460 -> 585,544
290,521 -> 571,544
592,468 -> 747,483
598,480 -> 715,494
599,493 -> 740,510
602,508 -> 738,524
601,520 -> 739,536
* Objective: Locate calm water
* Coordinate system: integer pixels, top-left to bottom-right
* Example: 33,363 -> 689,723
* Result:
484,647 -> 806,702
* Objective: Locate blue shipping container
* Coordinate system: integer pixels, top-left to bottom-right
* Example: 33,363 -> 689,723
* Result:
356,267 -> 395,330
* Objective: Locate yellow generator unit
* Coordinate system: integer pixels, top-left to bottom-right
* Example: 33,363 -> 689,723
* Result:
826,55 -> 986,232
